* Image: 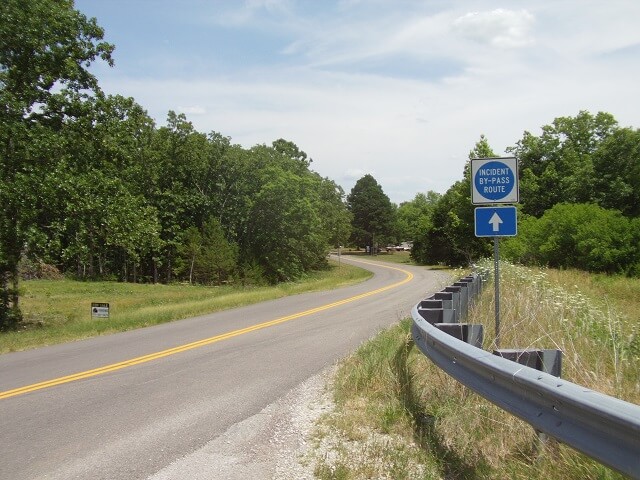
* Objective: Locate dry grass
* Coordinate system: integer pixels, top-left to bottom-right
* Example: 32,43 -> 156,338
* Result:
469,261 -> 639,401
1,261 -> 372,353
312,262 -> 637,479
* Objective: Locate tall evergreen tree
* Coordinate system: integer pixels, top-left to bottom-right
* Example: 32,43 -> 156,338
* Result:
347,174 -> 395,251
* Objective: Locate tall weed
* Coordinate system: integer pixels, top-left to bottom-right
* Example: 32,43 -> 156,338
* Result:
312,263 -> 637,479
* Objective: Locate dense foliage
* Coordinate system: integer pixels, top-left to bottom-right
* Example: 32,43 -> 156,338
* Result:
0,1 -> 351,330
1,0 -> 115,329
412,114 -> 640,274
502,204 -> 640,276
346,174 -> 395,250
412,135 -> 496,266
2,1 -> 638,331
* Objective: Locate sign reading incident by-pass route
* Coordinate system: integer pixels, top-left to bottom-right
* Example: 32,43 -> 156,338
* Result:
471,157 -> 519,204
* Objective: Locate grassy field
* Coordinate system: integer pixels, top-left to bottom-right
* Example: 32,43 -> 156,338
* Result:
338,249 -> 416,266
310,261 -> 639,479
1,261 -> 372,354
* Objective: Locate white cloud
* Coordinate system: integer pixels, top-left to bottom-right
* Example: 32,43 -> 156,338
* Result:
178,105 -> 207,115
343,168 -> 369,181
207,0 -> 295,28
452,9 -> 535,48
88,0 -> 640,204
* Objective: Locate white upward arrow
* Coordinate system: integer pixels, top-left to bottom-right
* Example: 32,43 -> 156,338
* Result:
489,212 -> 503,232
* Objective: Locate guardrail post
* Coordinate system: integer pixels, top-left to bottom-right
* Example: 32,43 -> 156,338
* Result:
452,282 -> 470,319
443,286 -> 461,322
461,275 -> 479,302
540,349 -> 562,378
433,292 -> 456,322
417,306 -> 455,325
493,348 -> 564,449
493,349 -> 562,377
469,274 -> 481,300
435,323 -> 484,348
417,308 -> 451,325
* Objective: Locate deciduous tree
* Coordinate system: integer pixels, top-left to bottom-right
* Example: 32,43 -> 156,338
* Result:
507,111 -> 618,217
0,0 -> 113,329
412,136 -> 496,266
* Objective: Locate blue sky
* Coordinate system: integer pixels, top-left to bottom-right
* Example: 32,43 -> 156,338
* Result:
74,0 -> 640,204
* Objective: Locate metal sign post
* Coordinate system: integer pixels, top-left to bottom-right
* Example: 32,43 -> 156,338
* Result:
494,237 -> 501,348
471,157 -> 519,348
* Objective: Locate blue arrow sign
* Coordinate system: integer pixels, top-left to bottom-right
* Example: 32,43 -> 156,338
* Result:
475,206 -> 517,237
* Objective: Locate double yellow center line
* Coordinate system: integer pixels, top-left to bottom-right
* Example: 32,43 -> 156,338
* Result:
0,260 -> 412,400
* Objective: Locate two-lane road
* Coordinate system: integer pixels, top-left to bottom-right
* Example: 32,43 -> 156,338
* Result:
0,257 -> 448,479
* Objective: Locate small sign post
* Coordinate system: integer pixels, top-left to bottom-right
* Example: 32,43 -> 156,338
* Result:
471,157 -> 520,348
91,302 -> 110,319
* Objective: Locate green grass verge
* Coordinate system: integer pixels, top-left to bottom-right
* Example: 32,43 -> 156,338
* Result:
338,249 -> 450,269
311,263 -> 637,479
2,261 -> 372,354
340,250 -> 416,265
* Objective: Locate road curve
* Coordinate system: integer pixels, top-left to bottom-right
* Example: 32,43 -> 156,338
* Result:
0,256 -> 449,479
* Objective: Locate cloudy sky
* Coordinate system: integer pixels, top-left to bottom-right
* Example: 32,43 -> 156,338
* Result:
74,0 -> 640,204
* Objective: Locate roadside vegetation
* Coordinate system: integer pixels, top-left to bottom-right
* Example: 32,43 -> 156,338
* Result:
0,261 -> 371,354
411,114 -> 640,278
310,261 -> 639,479
339,249 -> 416,266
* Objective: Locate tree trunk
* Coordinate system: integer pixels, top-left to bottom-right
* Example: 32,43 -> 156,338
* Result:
189,254 -> 195,285
153,258 -> 158,284
0,137 -> 23,329
166,254 -> 172,283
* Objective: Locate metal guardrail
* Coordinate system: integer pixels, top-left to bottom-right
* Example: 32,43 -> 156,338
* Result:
411,274 -> 640,478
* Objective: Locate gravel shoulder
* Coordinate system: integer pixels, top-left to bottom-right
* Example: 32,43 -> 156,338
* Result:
147,366 -> 336,480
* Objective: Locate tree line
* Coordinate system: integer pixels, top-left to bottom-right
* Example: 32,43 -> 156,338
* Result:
409,111 -> 640,276
2,1 -> 638,332
1,0 -> 354,330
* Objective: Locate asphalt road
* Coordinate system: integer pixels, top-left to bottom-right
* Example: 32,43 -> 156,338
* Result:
0,256 -> 449,480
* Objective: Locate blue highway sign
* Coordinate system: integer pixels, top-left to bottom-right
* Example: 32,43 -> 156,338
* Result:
475,206 -> 517,237
471,157 -> 519,204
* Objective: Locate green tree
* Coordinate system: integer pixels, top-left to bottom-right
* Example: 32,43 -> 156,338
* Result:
469,133 -> 497,159
347,174 -> 395,251
271,138 -> 312,171
503,203 -> 637,275
412,135 -> 497,266
195,218 -> 238,285
316,178 -> 352,249
0,0 -> 113,329
507,111 -> 618,217
148,111 -> 213,282
592,128 -> 640,217
15,91 -> 162,283
396,191 -> 441,244
175,218 -> 237,285
37,166 -> 159,281
245,169 -> 328,282
175,227 -> 202,285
